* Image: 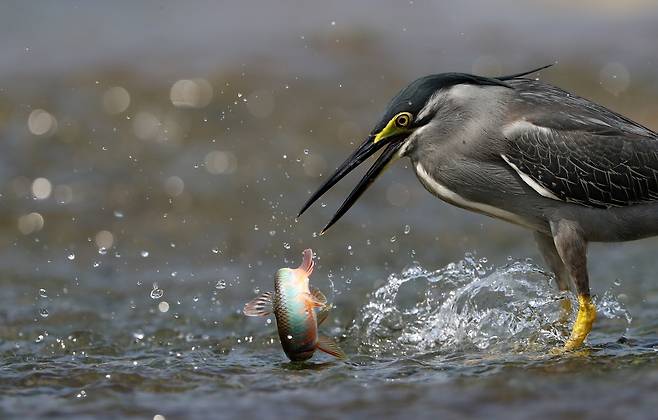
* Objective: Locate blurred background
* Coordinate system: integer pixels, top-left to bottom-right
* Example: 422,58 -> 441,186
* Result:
1,1 -> 658,418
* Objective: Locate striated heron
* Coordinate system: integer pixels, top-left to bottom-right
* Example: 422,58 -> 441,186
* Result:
298,64 -> 658,350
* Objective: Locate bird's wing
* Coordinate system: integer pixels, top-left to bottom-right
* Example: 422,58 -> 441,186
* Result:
501,118 -> 658,208
507,78 -> 657,138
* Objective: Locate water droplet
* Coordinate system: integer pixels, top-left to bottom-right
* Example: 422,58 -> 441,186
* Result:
211,247 -> 220,254
283,242 -> 291,250
140,250 -> 149,258
404,224 -> 411,234
303,149 -> 309,155
98,247 -> 108,255
286,335 -> 293,340
76,390 -> 87,398
67,253 -> 75,261
150,285 -> 164,299
133,331 -> 145,340
215,279 -> 226,289
39,308 -> 49,318
158,301 -> 170,313
113,210 -> 124,218
253,224 -> 259,231
390,236 -> 397,243
39,288 -> 48,298
192,296 -> 199,302
269,230 -> 276,236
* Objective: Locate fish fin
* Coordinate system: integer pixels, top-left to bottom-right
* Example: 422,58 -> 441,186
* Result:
297,248 -> 314,276
304,292 -> 325,308
316,335 -> 346,359
243,292 -> 274,317
310,286 -> 327,306
311,286 -> 329,324
316,305 -> 330,326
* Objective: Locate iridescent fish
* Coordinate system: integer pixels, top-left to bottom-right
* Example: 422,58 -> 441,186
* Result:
243,249 -> 346,361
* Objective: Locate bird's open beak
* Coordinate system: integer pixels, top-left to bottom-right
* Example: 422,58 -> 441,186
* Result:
297,134 -> 407,234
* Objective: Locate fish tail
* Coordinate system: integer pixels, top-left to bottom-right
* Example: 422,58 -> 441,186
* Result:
316,335 -> 346,359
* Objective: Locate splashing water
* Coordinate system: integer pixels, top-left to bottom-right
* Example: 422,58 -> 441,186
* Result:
350,255 -> 631,357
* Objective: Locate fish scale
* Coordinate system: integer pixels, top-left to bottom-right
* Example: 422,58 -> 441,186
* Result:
274,270 -> 318,360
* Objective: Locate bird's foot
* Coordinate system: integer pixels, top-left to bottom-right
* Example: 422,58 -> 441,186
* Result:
563,294 -> 596,351
549,347 -> 592,357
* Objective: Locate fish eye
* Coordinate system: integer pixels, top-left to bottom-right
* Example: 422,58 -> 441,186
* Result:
395,113 -> 411,128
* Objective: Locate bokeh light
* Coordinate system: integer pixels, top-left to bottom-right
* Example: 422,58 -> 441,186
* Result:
164,176 -> 185,197
600,62 -> 631,95
27,109 -> 57,136
204,150 -> 238,175
31,177 -> 52,200
53,184 -> 73,204
95,230 -> 115,249
17,212 -> 44,235
170,79 -> 213,108
102,86 -> 131,114
133,111 -> 161,140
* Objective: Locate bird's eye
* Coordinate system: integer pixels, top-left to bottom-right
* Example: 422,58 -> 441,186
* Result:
395,113 -> 411,128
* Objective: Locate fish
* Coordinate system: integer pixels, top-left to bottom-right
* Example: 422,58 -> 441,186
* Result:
243,248 -> 346,361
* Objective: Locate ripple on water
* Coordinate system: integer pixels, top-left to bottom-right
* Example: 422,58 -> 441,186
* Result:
350,255 -> 632,357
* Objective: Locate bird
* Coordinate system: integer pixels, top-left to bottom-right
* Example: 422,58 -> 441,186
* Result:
297,64 -> 658,351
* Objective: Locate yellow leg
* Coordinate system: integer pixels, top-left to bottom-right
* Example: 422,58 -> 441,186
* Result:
564,294 -> 596,351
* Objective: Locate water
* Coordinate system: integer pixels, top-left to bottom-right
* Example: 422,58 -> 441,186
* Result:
2,254 -> 656,418
2,2 -> 658,418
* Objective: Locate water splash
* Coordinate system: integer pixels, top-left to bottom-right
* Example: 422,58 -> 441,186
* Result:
350,255 -> 631,357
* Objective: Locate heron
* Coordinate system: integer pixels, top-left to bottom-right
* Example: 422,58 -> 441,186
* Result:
298,64 -> 658,351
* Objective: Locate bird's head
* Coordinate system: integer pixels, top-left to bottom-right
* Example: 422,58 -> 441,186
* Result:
297,65 -> 552,234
